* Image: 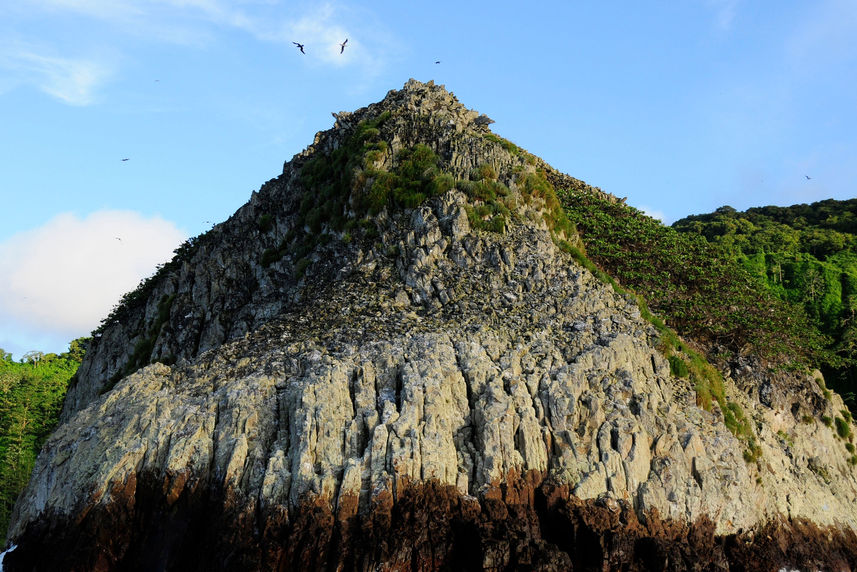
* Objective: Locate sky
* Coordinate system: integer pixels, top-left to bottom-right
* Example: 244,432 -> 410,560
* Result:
1,0 -> 856,359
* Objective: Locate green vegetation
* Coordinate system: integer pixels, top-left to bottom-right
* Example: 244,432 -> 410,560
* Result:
103,293 -> 175,394
835,416 -> 853,440
809,457 -> 831,482
561,190 -> 824,364
518,169 -> 577,240
258,213 -> 274,233
557,189 -> 806,460
264,116 -> 579,272
482,132 -> 520,155
262,112 -> 461,268
816,375 -> 833,400
96,236 -> 203,336
358,143 -> 454,212
673,200 -> 857,410
0,340 -> 86,537
458,168 -> 514,234
777,430 -> 795,448
555,228 -> 739,432
668,355 -> 689,378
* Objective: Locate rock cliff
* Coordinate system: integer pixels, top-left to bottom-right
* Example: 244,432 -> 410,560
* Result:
5,80 -> 857,570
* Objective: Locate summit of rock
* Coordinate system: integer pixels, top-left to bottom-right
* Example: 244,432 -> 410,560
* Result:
5,80 -> 857,571
60,78 -> 605,420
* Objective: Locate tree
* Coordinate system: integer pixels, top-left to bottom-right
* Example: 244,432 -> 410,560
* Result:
0,340 -> 85,538
21,351 -> 44,365
65,338 -> 90,362
673,198 -> 857,414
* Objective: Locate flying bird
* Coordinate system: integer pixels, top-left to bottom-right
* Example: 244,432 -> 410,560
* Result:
435,60 -> 441,64
121,158 -> 129,161
339,39 -> 348,54
292,42 -> 305,54
805,175 -> 812,180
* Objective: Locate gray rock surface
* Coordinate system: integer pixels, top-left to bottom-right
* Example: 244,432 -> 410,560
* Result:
10,80 -> 857,549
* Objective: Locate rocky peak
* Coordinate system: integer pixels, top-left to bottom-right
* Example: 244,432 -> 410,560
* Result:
62,79 -> 597,421
7,80 -> 857,571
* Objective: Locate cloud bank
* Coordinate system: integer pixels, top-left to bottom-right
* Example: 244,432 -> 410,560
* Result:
0,210 -> 186,356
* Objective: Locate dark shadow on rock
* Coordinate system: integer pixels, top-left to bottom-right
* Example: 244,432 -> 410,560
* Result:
6,471 -> 857,571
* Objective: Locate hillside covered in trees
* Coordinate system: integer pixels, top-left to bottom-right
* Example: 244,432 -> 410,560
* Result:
560,190 -> 826,363
0,340 -> 86,537
672,199 -> 857,409
560,192 -> 857,396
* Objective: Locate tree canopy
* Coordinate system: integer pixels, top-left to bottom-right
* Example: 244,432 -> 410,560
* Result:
560,190 -> 825,365
0,339 -> 87,538
673,199 -> 857,407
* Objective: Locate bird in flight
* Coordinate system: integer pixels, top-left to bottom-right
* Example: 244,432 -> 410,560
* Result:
805,175 -> 812,180
293,42 -> 305,54
339,39 -> 348,53
435,60 -> 441,64
121,158 -> 129,161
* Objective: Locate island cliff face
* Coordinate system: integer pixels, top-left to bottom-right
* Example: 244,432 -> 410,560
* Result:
5,80 -> 857,571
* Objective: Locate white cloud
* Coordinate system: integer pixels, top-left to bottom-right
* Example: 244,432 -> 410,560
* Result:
0,43 -> 114,105
21,52 -> 110,105
3,1 -> 390,92
704,0 -> 740,31
23,0 -> 354,56
0,210 -> 186,351
282,4 -> 353,66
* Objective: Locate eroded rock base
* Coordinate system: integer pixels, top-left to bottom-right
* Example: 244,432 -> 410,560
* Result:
6,473 -> 856,571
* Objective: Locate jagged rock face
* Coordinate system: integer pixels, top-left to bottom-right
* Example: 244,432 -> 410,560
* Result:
7,80 -> 857,570
61,79 -> 606,423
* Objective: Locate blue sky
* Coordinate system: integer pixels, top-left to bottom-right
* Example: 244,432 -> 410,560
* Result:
1,0 -> 856,358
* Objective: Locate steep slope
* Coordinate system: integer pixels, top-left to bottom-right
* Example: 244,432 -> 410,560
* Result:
59,80 -> 600,421
5,80 -> 857,570
673,201 -> 857,408
562,191 -> 826,364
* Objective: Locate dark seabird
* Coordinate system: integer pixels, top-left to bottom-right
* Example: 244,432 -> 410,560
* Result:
339,39 -> 348,53
293,42 -> 305,54
121,158 -> 129,161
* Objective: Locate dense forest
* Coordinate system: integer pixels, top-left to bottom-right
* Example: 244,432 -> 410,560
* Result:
672,199 -> 857,408
559,190 -> 827,366
0,340 -> 86,538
